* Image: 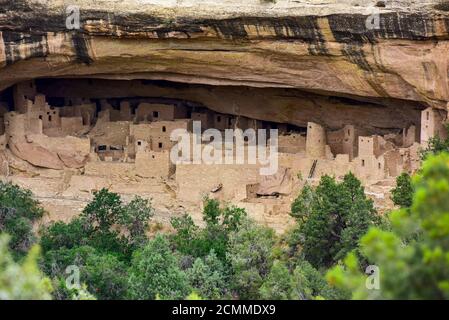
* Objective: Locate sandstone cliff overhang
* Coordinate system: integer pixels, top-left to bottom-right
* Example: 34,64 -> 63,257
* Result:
1,0 -> 449,108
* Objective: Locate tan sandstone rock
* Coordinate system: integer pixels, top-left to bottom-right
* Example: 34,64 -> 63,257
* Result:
9,140 -> 64,170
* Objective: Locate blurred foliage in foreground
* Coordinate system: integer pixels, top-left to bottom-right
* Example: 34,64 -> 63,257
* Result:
0,235 -> 52,300
327,153 -> 449,299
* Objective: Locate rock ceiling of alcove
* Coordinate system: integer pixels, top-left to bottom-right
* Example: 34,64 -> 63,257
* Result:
1,0 -> 449,109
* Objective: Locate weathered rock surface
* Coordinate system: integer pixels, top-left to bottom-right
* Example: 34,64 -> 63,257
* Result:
9,140 -> 64,169
257,167 -> 293,196
1,0 -> 449,114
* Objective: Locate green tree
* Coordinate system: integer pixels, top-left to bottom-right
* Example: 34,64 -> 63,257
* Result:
39,191 -> 156,300
0,234 -> 52,300
259,260 -> 292,300
290,184 -> 315,223
118,196 -> 154,246
42,245 -> 128,300
391,172 -> 414,208
82,188 -> 122,231
293,173 -> 379,268
170,214 -> 201,257
227,219 -> 276,299
41,191 -> 153,262
170,198 -> 246,260
290,260 -> 346,300
40,217 -> 93,252
258,258 -> 345,300
127,235 -> 190,300
200,198 -> 246,260
40,216 -> 130,260
186,250 -> 228,299
0,182 -> 44,258
203,197 -> 221,227
327,153 -> 449,299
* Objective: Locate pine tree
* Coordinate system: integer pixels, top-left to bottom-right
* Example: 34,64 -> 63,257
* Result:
391,172 -> 414,208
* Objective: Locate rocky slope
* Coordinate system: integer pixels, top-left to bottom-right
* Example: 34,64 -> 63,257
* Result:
1,0 -> 449,114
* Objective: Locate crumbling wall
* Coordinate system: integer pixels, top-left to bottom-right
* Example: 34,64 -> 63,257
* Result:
403,125 -> 419,148
26,94 -> 61,130
83,149 -> 174,178
84,162 -> 135,178
213,113 -> 233,131
176,164 -> 261,203
277,133 -> 306,154
192,110 -> 214,130
90,121 -> 130,147
327,125 -> 356,160
136,103 -> 186,122
135,150 -> 175,178
119,101 -> 132,121
60,117 -> 84,135
13,81 -> 37,114
61,103 -> 96,126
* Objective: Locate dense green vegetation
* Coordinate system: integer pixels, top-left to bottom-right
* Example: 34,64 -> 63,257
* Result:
1,151 -> 449,300
0,182 -> 44,259
289,173 -> 381,269
327,153 -> 449,299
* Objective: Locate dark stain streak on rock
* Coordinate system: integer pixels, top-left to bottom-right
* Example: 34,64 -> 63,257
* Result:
72,33 -> 93,65
341,43 -> 372,72
327,13 -> 438,44
2,31 -> 47,65
1,2 -> 449,69
203,16 -> 329,55
326,12 -> 441,72
208,18 -> 249,40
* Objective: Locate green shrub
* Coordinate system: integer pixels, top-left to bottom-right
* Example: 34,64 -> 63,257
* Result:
42,245 -> 128,300
170,198 -> 247,261
186,250 -> 228,299
127,235 -> 190,300
227,218 -> 276,299
0,182 -> 44,259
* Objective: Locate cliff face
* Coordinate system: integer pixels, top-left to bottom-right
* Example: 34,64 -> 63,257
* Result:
1,0 -> 449,110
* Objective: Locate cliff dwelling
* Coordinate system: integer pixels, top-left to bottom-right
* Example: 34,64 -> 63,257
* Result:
1,0 -> 449,231
0,76 -> 446,231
